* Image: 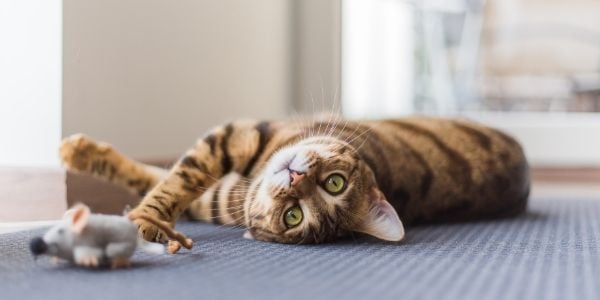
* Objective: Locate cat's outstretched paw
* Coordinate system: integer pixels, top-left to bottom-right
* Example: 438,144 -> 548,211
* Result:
60,134 -> 111,173
133,217 -> 169,243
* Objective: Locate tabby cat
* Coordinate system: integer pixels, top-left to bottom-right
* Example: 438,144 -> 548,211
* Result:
60,117 -> 530,244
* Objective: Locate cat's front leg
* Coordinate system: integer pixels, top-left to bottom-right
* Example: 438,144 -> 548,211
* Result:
131,121 -> 272,242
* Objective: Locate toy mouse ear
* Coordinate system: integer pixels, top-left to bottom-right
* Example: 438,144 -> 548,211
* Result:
355,188 -> 405,242
63,207 -> 78,219
70,204 -> 91,234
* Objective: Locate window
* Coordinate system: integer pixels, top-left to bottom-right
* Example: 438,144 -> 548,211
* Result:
0,0 -> 62,167
342,0 -> 600,166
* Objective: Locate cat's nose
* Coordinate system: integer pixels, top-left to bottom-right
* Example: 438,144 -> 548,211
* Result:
289,170 -> 305,187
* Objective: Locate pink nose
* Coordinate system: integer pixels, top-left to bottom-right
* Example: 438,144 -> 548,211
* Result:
290,170 -> 305,187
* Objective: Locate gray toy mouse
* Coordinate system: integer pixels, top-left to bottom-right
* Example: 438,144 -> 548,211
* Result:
30,203 -> 193,268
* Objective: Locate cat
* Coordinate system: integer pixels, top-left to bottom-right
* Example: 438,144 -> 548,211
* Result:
60,117 -> 530,244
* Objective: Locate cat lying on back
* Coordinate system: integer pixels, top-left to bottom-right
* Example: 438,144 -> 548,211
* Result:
60,117 -> 529,244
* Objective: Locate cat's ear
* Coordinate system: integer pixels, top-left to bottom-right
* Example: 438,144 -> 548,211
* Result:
355,188 -> 405,242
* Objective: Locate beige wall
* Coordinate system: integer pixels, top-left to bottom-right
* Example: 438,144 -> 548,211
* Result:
291,0 -> 341,113
63,0 -> 292,159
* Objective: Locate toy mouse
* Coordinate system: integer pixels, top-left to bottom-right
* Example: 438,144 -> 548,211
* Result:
29,203 -> 193,268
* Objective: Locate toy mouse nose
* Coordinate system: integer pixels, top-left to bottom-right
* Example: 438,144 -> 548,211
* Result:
29,237 -> 47,256
289,170 -> 305,187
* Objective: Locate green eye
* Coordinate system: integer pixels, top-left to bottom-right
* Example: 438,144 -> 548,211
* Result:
284,206 -> 303,228
323,174 -> 346,195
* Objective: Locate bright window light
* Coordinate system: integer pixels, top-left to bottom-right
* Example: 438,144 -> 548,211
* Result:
0,0 -> 62,167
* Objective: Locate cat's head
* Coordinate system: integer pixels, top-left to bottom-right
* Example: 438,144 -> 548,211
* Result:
244,136 -> 404,244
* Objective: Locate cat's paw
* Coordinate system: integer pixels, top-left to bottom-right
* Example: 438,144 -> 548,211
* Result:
60,134 -> 110,172
133,217 -> 169,243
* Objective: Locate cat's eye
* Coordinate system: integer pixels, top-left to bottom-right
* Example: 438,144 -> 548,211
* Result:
284,206 -> 303,228
323,174 -> 346,195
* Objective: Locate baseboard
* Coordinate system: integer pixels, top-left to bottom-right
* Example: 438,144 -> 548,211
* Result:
0,167 -> 66,222
66,172 -> 140,215
532,167 -> 600,183
0,220 -> 60,234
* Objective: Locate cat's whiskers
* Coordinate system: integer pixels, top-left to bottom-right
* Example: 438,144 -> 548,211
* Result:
326,90 -> 343,139
212,209 -> 247,226
285,93 -> 310,139
202,203 -> 246,211
340,119 -> 363,144
353,132 -> 373,153
327,116 -> 343,140
346,125 -> 374,145
221,189 -> 251,195
309,90 -> 320,138
352,123 -> 385,153
195,171 -> 253,185
334,112 -> 349,138
217,211 -> 253,229
202,210 -> 245,221
325,100 -> 342,138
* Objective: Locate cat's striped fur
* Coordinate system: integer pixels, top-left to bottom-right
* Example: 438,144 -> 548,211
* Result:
60,117 -> 529,244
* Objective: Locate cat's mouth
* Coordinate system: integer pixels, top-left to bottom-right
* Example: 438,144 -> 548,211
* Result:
270,168 -> 292,188
269,151 -> 310,189
273,167 -> 306,188
268,144 -> 313,176
272,153 -> 303,173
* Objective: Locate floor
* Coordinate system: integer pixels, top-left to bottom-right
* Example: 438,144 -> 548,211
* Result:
2,194 -> 600,300
2,171 -> 600,299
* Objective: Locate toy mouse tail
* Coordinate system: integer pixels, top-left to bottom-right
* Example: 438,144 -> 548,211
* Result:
128,212 -> 194,249
137,238 -> 164,255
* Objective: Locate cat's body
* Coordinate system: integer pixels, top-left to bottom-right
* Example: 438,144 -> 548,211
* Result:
61,117 -> 529,244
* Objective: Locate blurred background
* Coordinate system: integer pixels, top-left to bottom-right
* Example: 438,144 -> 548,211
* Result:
345,0 -> 600,166
1,0 -> 599,220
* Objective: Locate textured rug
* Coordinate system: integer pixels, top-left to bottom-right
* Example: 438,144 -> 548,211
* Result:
1,197 -> 599,300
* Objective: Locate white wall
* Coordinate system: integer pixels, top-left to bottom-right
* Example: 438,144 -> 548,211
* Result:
0,0 -> 62,167
63,0 -> 291,159
467,112 -> 600,167
342,0 -> 415,118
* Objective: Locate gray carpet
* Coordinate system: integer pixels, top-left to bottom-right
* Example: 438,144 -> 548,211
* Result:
1,197 -> 600,300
